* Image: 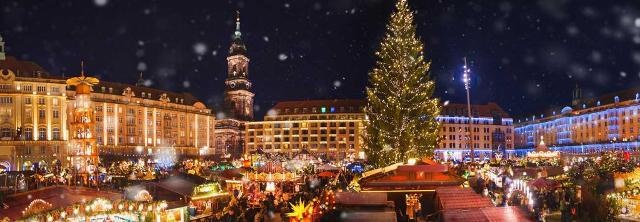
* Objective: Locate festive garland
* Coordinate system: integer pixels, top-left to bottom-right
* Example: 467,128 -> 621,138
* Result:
20,198 -> 169,221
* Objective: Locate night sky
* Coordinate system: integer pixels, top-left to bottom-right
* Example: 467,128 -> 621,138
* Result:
2,0 -> 640,120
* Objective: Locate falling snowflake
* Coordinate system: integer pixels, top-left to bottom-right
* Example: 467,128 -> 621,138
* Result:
143,79 -> 153,87
443,100 -> 450,106
135,49 -> 144,58
636,18 -> 640,27
620,71 -> 628,77
278,53 -> 288,61
212,50 -> 218,56
216,112 -> 226,119
632,52 -> 640,64
137,62 -> 147,71
333,80 -> 341,89
267,109 -> 278,116
183,80 -> 191,88
253,105 -> 261,112
263,36 -> 269,42
284,3 -> 290,8
137,40 -> 145,46
94,0 -> 108,7
193,42 -> 207,55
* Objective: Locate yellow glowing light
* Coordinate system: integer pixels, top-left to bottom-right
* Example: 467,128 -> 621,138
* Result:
287,199 -> 312,220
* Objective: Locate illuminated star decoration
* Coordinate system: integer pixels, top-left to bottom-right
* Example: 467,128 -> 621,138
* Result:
287,198 -> 312,221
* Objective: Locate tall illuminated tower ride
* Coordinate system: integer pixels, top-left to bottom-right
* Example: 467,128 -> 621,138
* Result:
66,63 -> 99,185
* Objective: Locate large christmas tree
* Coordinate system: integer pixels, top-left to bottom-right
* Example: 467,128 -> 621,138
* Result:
364,0 -> 440,168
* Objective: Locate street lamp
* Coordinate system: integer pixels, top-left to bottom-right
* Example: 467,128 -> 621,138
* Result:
462,57 -> 473,163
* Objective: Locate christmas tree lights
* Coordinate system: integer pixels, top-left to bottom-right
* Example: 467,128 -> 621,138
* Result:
364,0 -> 440,168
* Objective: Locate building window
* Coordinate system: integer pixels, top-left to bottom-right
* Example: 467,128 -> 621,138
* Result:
38,98 -> 45,105
25,98 -> 31,104
51,87 -> 60,93
0,128 -> 10,138
53,110 -> 59,119
36,86 -> 46,92
52,128 -> 60,140
38,109 -> 46,119
38,127 -> 46,140
0,97 -> 12,104
52,98 -> 59,106
23,85 -> 32,92
24,128 -> 32,140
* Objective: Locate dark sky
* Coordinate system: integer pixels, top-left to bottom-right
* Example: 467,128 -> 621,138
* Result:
2,0 -> 640,120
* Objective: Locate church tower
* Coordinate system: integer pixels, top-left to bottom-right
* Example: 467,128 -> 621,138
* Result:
0,34 -> 6,60
223,11 -> 254,121
571,84 -> 582,107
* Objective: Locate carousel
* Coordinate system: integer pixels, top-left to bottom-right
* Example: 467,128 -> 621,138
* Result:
527,136 -> 560,160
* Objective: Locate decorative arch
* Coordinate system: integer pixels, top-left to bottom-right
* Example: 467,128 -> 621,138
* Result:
22,199 -> 52,216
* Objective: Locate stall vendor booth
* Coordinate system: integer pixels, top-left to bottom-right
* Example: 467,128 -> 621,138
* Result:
610,169 -> 640,220
15,197 -> 187,222
154,177 -> 230,221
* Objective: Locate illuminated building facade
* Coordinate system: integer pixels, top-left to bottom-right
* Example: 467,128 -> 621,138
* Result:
0,35 -> 68,171
0,35 -> 215,171
244,99 -> 366,160
515,86 -> 640,153
244,100 -> 514,161
90,80 -> 215,160
434,103 -> 515,161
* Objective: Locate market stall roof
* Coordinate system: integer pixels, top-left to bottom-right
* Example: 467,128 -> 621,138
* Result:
335,192 -> 391,207
334,192 -> 397,222
0,185 -> 122,221
317,163 -> 339,171
528,177 -> 559,189
435,187 -> 493,210
360,163 -> 463,191
442,206 -> 532,222
336,211 -> 397,222
318,171 -> 336,177
155,176 -> 199,197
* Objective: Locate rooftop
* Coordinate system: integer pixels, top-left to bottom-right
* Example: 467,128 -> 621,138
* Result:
441,102 -> 511,118
93,80 -> 204,107
269,99 -> 365,115
0,56 -> 50,78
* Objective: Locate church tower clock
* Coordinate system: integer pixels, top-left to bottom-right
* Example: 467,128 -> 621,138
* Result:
224,12 -> 254,121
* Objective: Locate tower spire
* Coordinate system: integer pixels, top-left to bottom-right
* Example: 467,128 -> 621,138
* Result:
80,60 -> 85,77
136,72 -> 145,86
0,33 -> 5,61
234,10 -> 241,39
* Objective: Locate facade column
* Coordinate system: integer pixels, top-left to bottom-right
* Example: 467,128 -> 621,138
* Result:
114,104 -> 118,146
32,95 -> 37,141
144,107 -> 148,147
153,108 -> 157,147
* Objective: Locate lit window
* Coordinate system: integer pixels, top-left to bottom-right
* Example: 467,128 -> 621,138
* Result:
52,128 -> 60,140
38,127 -> 46,140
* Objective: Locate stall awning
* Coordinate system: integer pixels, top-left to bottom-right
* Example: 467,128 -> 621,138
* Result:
442,206 -> 532,222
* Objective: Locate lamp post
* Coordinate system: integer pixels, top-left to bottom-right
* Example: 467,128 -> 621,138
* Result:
462,57 -> 473,163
